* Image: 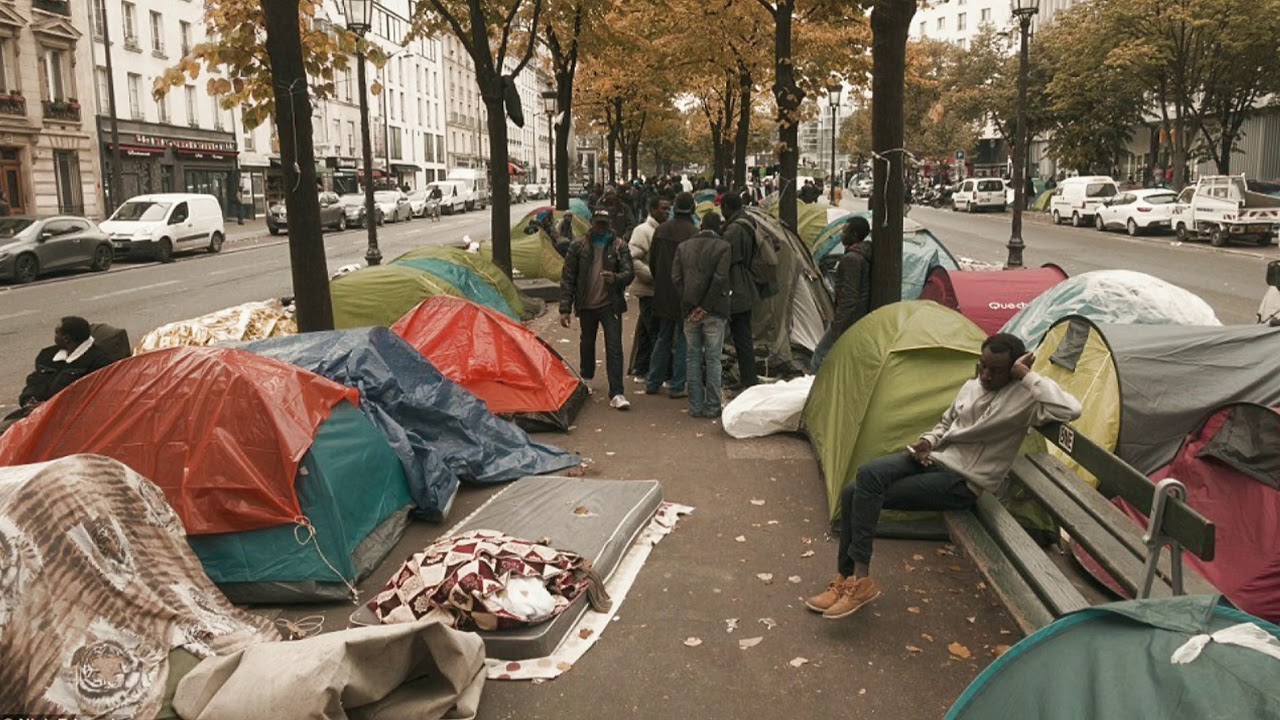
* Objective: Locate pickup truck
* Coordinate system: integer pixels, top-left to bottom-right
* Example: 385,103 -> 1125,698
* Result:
1171,175 -> 1280,247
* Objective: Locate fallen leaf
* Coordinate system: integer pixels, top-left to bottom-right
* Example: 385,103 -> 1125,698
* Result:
750,498 -> 766,506
800,550 -> 815,558
912,554 -> 925,561
936,546 -> 955,557
949,565 -> 965,572
907,606 -> 921,614
766,520 -> 779,525
992,644 -> 1012,657
858,688 -> 867,696
801,536 -> 814,545
788,657 -> 809,668
578,628 -> 594,639
902,563 -> 916,572
921,633 -> 934,643
966,616 -> 976,624
605,451 -> 616,456
683,637 -> 703,647
572,506 -> 592,516
756,573 -> 774,584
556,661 -> 573,672
695,432 -> 705,438
905,645 -> 924,654
948,642 -> 972,660
725,618 -> 739,633
999,629 -> 1012,635
738,636 -> 763,649
787,575 -> 802,584
976,581 -> 987,591
735,535 -> 747,543
759,617 -> 777,630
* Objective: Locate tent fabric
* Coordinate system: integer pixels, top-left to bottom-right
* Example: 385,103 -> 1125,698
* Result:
814,211 -> 960,300
1001,269 -> 1221,349
393,296 -> 588,432
568,198 -> 591,222
1033,317 -> 1280,476
0,346 -> 357,535
920,265 -> 1068,334
722,375 -> 814,439
241,328 -> 580,521
0,455 -> 280,718
694,199 -> 718,220
393,246 -> 525,319
694,189 -> 717,204
188,403 -> 412,602
802,301 -> 988,518
395,257 -> 517,319
741,207 -> 834,374
490,216 -> 565,281
946,596 -> 1280,719
767,200 -> 830,248
519,206 -> 590,239
331,263 -> 463,330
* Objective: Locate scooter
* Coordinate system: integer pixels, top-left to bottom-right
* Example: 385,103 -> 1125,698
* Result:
1259,260 -> 1280,325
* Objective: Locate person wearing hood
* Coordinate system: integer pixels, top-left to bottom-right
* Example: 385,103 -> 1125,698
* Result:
627,195 -> 670,379
560,210 -> 636,410
810,216 -> 873,373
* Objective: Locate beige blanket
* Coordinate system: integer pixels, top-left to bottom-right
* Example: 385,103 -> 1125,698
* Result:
174,621 -> 486,720
0,454 -> 278,718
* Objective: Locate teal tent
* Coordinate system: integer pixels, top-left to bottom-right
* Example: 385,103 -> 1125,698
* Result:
569,198 -> 591,221
814,212 -> 959,299
395,257 -> 517,319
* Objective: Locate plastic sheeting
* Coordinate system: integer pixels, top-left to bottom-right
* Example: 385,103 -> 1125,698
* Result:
1001,269 -> 1221,349
395,257 -> 518,319
920,265 -> 1068,334
241,327 -> 580,521
0,346 -> 357,535
393,245 -> 525,319
393,296 -> 588,431
331,263 -> 463,329
722,375 -> 815,439
134,301 -> 297,353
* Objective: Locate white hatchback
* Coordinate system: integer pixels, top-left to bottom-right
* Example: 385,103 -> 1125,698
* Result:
952,178 -> 1007,213
1092,189 -> 1179,236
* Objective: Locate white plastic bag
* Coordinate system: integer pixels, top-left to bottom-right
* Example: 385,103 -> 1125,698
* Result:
722,376 -> 815,439
1171,622 -> 1280,665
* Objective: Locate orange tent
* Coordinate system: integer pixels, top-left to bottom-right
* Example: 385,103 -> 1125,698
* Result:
392,296 -> 587,431
0,346 -> 357,534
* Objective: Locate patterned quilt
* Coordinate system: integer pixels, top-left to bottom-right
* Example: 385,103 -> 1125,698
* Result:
367,529 -> 608,631
0,454 -> 278,718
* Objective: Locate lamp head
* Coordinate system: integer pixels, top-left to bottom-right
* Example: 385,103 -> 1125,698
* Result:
343,0 -> 372,34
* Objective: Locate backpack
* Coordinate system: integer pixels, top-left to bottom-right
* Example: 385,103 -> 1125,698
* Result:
736,216 -> 779,298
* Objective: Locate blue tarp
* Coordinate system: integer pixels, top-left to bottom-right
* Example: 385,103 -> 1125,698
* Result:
394,257 -> 517,319
569,198 -> 591,221
241,328 -> 580,521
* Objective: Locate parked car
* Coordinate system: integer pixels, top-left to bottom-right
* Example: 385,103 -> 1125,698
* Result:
101,193 -> 225,262
0,216 -> 115,284
1050,176 -> 1119,227
952,178 -> 1007,213
1093,189 -> 1179,236
374,190 -> 413,223
426,181 -> 467,214
266,192 -> 349,235
338,193 -> 383,228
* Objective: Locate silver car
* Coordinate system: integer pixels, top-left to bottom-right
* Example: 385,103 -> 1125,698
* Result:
0,216 -> 114,284
374,190 -> 413,223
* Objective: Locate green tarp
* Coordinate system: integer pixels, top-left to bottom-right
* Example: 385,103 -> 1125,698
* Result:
393,246 -> 525,319
331,264 -> 462,329
395,257 -> 517,319
802,301 -> 987,519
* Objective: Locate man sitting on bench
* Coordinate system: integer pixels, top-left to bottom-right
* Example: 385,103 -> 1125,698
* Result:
807,333 -> 1083,620
1,316 -> 114,434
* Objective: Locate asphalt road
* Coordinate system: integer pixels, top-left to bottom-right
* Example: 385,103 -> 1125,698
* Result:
0,203 -> 538,413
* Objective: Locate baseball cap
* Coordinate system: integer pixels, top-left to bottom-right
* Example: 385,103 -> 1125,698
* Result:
591,209 -> 612,224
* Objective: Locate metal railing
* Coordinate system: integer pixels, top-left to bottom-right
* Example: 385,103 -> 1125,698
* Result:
42,100 -> 81,122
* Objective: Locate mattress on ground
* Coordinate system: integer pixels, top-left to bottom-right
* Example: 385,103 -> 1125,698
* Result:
353,476 -> 663,659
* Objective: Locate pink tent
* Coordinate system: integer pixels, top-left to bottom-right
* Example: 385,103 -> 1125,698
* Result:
920,265 -> 1068,334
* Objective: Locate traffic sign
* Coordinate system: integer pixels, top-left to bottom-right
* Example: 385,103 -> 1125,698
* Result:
955,150 -> 966,161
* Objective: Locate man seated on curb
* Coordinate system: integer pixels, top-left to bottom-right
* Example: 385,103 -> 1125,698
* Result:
807,333 -> 1083,620
2,316 -> 114,433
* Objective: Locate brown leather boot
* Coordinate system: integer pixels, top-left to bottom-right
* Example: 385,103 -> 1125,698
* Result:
823,576 -> 882,619
805,574 -> 847,613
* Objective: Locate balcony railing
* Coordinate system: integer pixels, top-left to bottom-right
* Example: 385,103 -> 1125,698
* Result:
42,99 -> 81,122
0,94 -> 26,116
32,0 -> 71,16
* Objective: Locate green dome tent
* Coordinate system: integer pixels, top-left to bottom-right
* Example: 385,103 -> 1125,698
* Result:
395,257 -> 517,319
767,199 -> 830,248
394,245 -> 525,318
695,199 -> 718,221
498,209 -> 572,281
331,264 -> 462,329
802,301 -> 987,520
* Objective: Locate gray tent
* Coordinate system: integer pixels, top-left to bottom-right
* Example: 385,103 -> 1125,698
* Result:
1033,317 -> 1280,474
741,207 -> 834,375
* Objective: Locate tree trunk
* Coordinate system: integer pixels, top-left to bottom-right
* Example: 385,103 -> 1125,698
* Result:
555,73 -> 573,210
772,0 -> 801,230
1172,118 -> 1188,191
869,0 -> 915,310
261,0 -> 331,331
734,68 -> 751,189
480,86 -> 513,276
710,123 -> 724,186
607,127 -> 617,184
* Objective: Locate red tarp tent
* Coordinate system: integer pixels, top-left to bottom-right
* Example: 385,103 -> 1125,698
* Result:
0,346 -> 357,534
392,296 -> 587,431
920,264 -> 1068,334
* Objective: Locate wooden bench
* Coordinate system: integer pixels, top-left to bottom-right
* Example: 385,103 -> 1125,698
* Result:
945,421 -> 1217,635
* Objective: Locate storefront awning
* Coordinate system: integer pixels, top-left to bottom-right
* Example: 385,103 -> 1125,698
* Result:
508,162 -> 526,175
357,169 -> 387,178
390,163 -> 421,173
104,143 -> 165,158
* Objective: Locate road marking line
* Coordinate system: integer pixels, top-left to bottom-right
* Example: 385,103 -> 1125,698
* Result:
87,280 -> 180,301
0,309 -> 38,321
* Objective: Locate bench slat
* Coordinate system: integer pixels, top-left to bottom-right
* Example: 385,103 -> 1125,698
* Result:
944,509 -> 1055,635
972,494 -> 1090,617
1011,456 -> 1171,599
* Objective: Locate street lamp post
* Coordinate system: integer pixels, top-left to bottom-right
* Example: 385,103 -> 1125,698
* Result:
1006,0 -> 1039,269
541,90 -> 557,205
344,0 -> 381,266
827,83 -> 842,205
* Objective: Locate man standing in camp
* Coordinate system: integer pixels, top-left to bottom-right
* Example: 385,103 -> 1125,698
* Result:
645,192 -> 698,398
560,210 -> 636,410
810,216 -> 872,372
673,214 -> 731,418
627,196 -> 670,380
806,334 -> 1082,619
721,192 -> 760,391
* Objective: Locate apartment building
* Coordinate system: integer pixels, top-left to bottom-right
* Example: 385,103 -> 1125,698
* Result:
0,0 -> 100,217
442,34 -> 488,171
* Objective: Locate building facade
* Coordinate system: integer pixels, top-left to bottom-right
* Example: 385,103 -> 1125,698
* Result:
0,0 -> 101,218
443,33 -> 488,171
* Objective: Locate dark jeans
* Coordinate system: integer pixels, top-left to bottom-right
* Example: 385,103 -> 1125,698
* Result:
838,453 -> 977,576
729,310 -> 757,388
578,306 -> 625,398
646,317 -> 687,394
628,296 -> 659,377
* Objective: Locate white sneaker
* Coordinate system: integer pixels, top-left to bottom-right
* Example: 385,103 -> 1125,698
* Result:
609,394 -> 631,410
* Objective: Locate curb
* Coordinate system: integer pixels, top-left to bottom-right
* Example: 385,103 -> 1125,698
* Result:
1021,211 -> 1278,261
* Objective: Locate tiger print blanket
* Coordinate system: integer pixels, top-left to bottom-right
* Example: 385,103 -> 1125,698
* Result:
0,454 -> 279,718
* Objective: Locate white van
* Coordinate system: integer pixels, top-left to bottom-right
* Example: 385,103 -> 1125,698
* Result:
101,193 -> 225,262
445,168 -> 489,211
952,178 -> 1007,212
426,181 -> 468,215
1050,176 -> 1119,227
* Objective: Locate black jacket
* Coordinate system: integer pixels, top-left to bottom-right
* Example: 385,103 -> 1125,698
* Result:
20,342 -> 113,405
832,242 -> 873,333
723,213 -> 759,314
559,234 -> 635,316
673,230 -> 731,318
650,215 -> 698,321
